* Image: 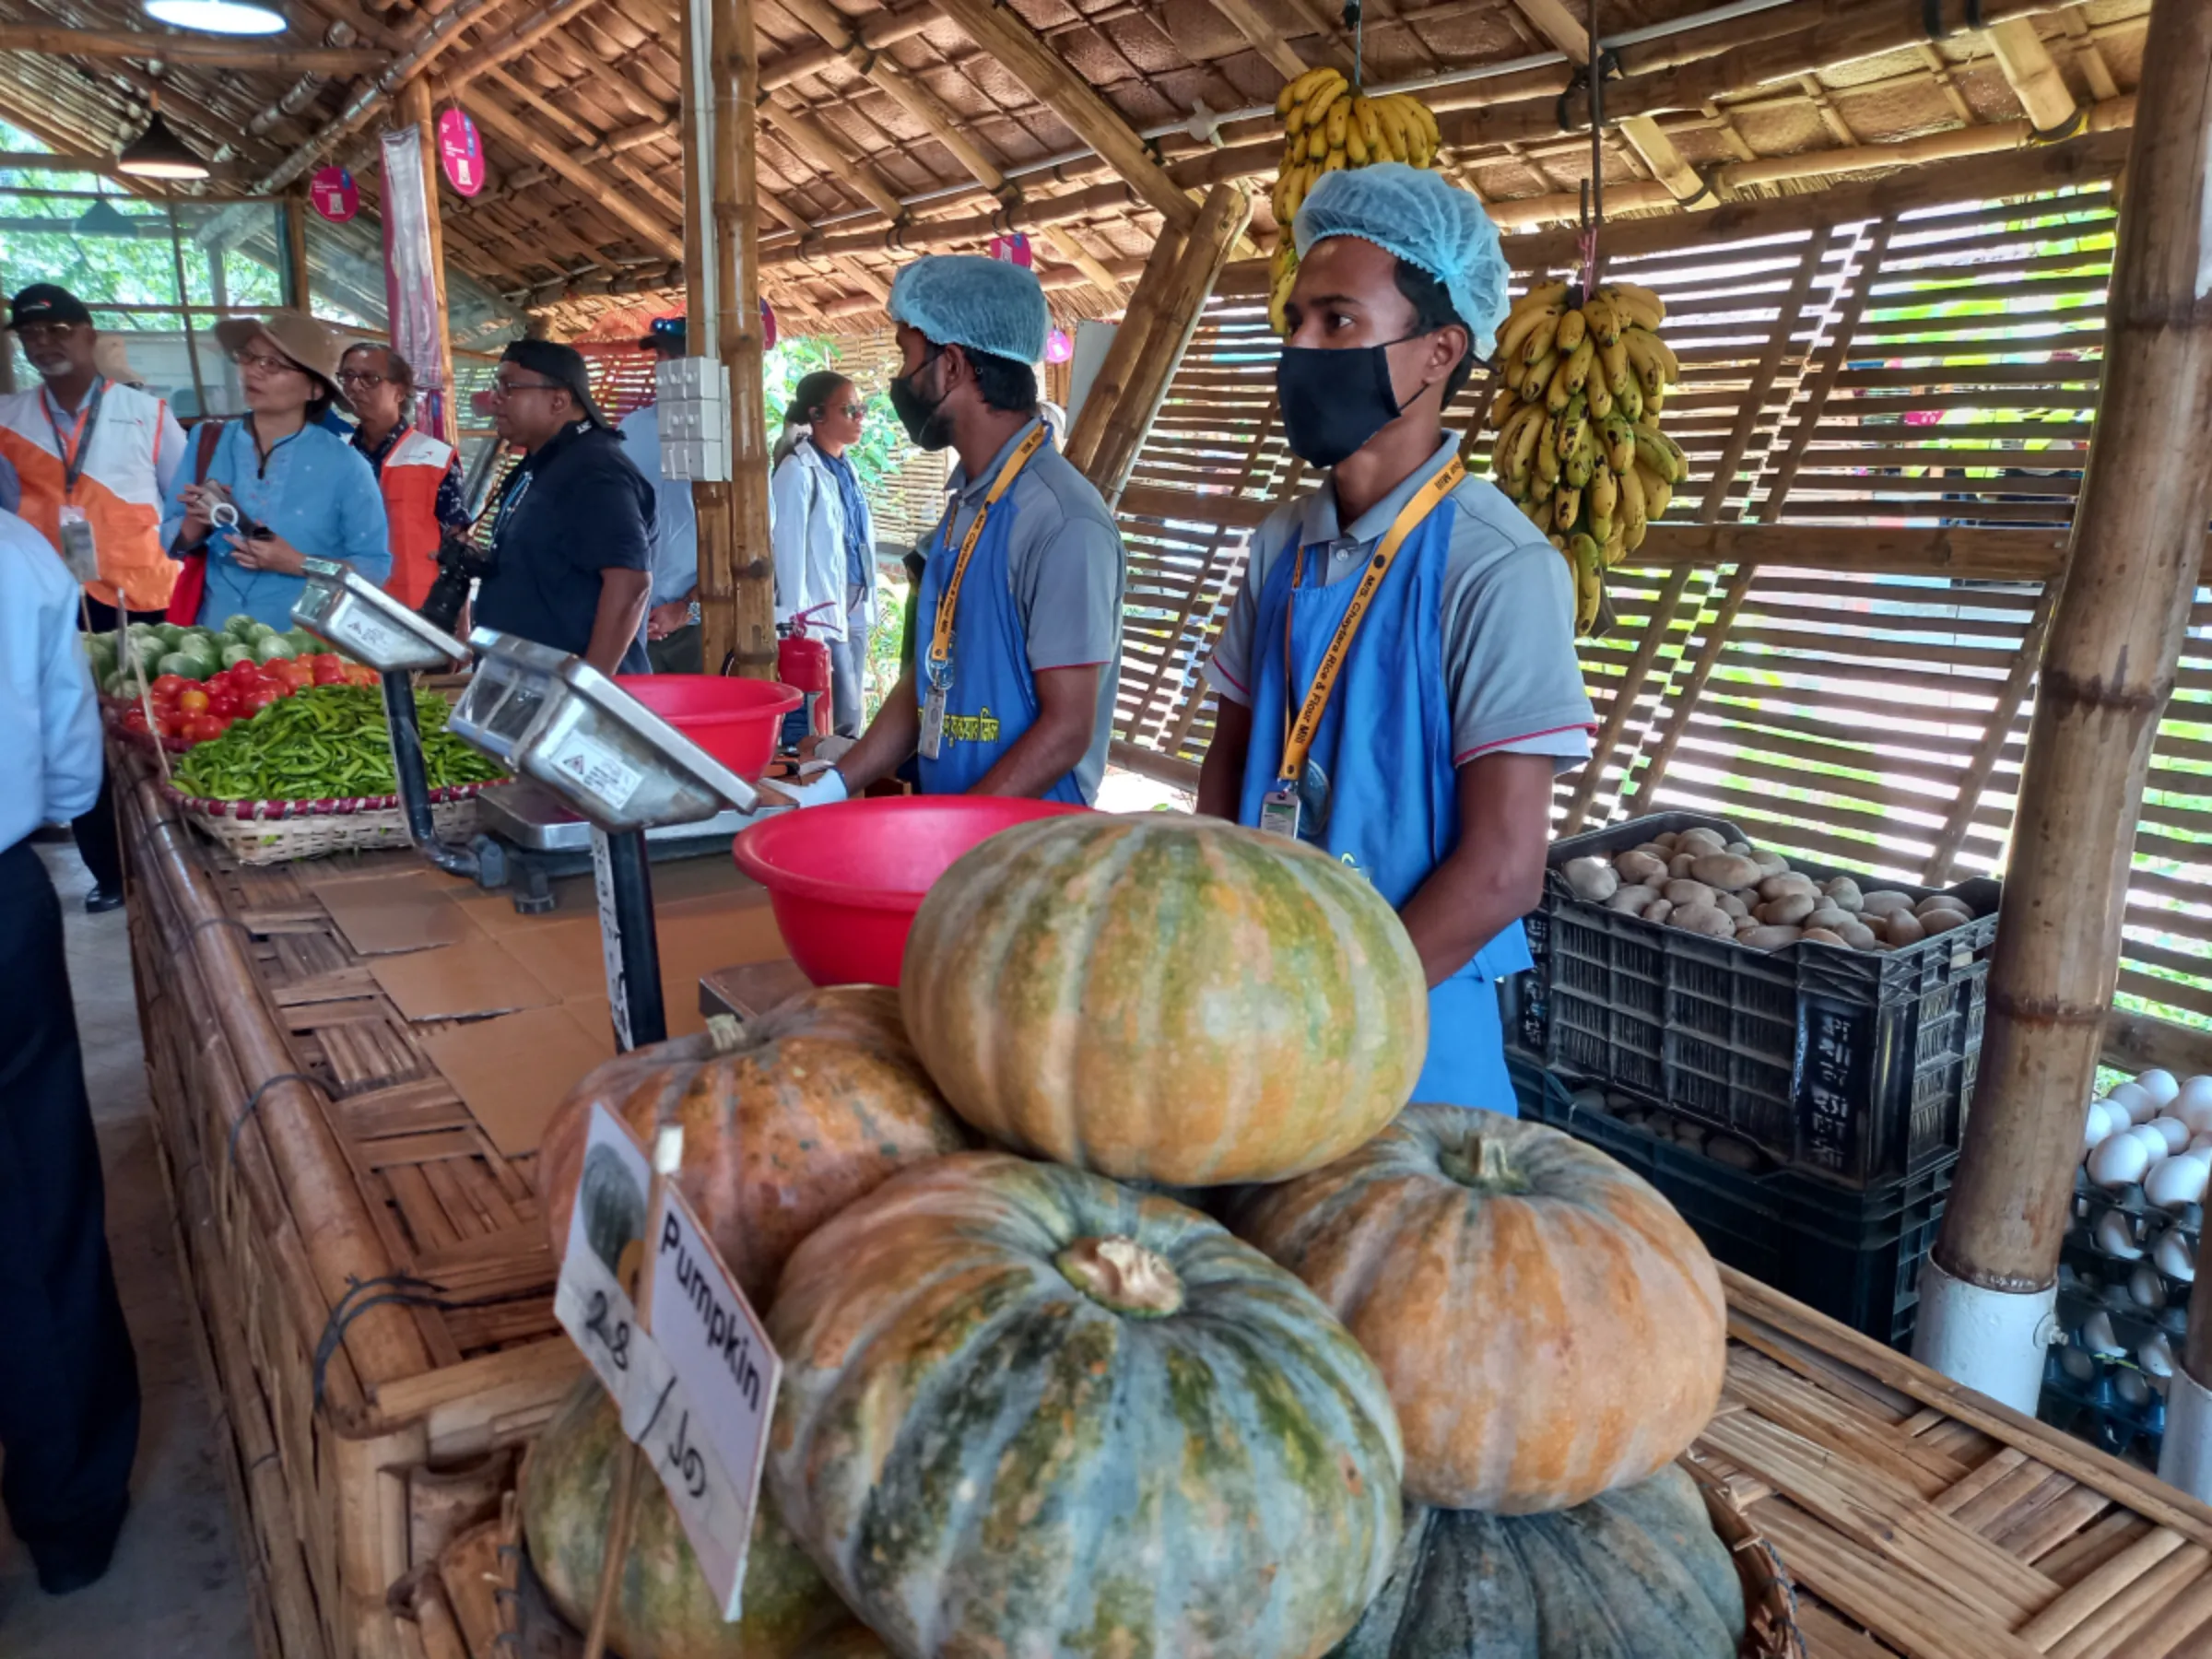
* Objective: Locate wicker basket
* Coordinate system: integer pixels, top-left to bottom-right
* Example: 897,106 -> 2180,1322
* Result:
1692,1463 -> 1806,1659
167,783 -> 488,865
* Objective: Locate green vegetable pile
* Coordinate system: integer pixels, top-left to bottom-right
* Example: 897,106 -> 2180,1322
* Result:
173,684 -> 506,802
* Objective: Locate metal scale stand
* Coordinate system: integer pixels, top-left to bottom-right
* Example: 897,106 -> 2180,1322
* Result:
291,561 -> 773,915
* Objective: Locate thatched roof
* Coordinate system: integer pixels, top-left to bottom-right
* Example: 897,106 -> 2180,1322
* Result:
0,0 -> 2150,337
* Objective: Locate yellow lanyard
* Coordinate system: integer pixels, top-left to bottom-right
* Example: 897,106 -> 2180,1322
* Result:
927,424 -> 1050,677
1278,455 -> 1465,786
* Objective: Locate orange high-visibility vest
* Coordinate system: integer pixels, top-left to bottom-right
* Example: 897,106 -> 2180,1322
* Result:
373,425 -> 456,608
0,380 -> 182,611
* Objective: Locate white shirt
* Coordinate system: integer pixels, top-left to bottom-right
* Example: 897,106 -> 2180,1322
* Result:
770,436 -> 877,641
0,508 -> 102,851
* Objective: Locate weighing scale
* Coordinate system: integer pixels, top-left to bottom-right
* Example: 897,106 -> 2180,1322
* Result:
444,629 -> 768,1049
291,562 -> 779,915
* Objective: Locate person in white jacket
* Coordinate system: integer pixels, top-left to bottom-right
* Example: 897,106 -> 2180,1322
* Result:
770,371 -> 877,735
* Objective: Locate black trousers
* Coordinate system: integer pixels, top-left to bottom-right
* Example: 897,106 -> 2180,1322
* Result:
0,839 -> 139,1556
71,594 -> 161,895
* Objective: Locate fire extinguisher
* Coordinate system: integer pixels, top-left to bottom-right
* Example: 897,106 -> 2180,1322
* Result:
777,603 -> 837,747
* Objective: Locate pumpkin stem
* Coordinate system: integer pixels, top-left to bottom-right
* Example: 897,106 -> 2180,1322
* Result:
1056,1236 -> 1185,1318
1437,1135 -> 1526,1194
704,1014 -> 747,1053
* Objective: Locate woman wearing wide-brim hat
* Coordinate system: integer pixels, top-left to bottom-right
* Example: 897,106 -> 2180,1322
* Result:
161,309 -> 390,630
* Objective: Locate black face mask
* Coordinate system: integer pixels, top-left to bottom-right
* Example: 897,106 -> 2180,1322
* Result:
888,348 -> 954,451
1277,336 -> 1425,468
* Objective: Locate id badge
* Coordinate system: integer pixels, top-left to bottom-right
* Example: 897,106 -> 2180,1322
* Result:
56,506 -> 99,584
919,682 -> 947,760
1258,785 -> 1302,841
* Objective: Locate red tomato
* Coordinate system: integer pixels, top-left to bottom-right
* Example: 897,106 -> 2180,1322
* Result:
206,688 -> 241,717
151,673 -> 189,699
122,708 -> 148,734
347,665 -> 380,687
312,662 -> 346,687
177,687 -> 211,714
242,686 -> 280,714
183,715 -> 226,745
160,713 -> 190,740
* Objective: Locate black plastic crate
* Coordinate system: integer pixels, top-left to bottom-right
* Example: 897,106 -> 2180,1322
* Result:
1512,1059 -> 1948,1349
1522,810 -> 1999,1188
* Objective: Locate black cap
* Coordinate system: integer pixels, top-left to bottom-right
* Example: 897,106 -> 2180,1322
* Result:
500,338 -> 610,428
635,315 -> 686,352
8,284 -> 92,330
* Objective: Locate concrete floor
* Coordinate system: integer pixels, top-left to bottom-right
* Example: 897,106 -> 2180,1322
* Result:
0,842 -> 256,1656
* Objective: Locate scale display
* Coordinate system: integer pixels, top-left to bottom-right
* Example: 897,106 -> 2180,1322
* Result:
447,629 -> 760,831
291,558 -> 467,673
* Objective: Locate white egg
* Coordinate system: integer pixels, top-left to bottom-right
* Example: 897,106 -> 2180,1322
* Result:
2089,1131 -> 2153,1189
2085,1101 -> 2118,1153
2132,1262 -> 2170,1310
2177,1076 -> 2212,1114
2147,1152 -> 2212,1210
2138,1069 -> 2182,1107
2147,1116 -> 2193,1155
2109,1081 -> 2156,1123
2096,1206 -> 2145,1259
2154,1227 -> 2198,1282
2084,1311 -> 2126,1357
2142,1331 -> 2177,1378
2060,1344 -> 2099,1381
2130,1122 -> 2174,1163
2192,1130 -> 2212,1153
2116,1368 -> 2152,1406
2181,1103 -> 2212,1136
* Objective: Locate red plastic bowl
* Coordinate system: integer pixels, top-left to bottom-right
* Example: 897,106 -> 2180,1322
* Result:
616,675 -> 803,781
732,795 -> 1089,986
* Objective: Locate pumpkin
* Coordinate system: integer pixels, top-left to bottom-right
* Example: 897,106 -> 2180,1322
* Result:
900,814 -> 1427,1186
1235,1106 -> 1726,1513
538,987 -> 972,1303
1327,1465 -> 1746,1659
768,1151 -> 1405,1659
520,1376 -> 849,1659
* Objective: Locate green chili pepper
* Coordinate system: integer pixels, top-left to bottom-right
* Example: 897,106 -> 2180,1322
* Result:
173,684 -> 507,802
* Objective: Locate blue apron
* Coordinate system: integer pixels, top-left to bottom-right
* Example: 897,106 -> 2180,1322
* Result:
914,452 -> 1086,804
1235,496 -> 1529,1114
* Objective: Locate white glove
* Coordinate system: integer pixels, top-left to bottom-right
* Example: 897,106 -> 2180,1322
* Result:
765,768 -> 849,808
811,734 -> 858,764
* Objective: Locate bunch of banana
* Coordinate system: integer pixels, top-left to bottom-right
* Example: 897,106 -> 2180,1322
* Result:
1482,278 -> 1687,633
1270,70 -> 1445,332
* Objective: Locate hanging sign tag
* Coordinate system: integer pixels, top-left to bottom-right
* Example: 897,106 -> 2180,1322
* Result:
309,165 -> 359,223
437,106 -> 485,196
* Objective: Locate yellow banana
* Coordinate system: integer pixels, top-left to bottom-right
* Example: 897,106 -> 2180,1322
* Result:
1496,300 -> 1561,367
1580,296 -> 1621,347
1560,335 -> 1596,397
1505,405 -> 1545,480
1587,461 -> 1618,523
1622,329 -> 1666,396
1633,461 -> 1673,518
1556,394 -> 1588,461
1512,279 -> 1571,317
1587,373 -> 1613,421
1555,308 -> 1587,355
1308,124 -> 1329,161
1344,117 -> 1369,165
1564,429 -> 1596,490
1617,459 -> 1645,543
1601,412 -> 1635,475
1371,100 -> 1410,161
1601,519 -> 1626,567
1643,382 -> 1665,417
1631,425 -> 1683,485
1588,512 -> 1613,547
1280,66 -> 1341,118
1553,484 -> 1581,534
1303,75 -> 1347,129
1488,383 -> 1521,429
1534,420 -> 1562,488
1545,353 -> 1576,414
1356,98 -> 1385,157
1515,348 -> 1557,401
1601,282 -> 1665,329
1615,375 -> 1643,422
1324,99 -> 1350,153
1521,311 -> 1561,367
1321,148 -> 1347,172
1568,535 -> 1602,632
1598,335 -> 1631,397
1520,495 -> 1550,531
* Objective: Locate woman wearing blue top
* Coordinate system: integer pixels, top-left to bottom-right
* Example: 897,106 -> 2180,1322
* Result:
770,371 -> 877,735
166,312 -> 388,629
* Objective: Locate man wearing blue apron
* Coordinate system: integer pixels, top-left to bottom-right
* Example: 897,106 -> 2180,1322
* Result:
767,254 -> 1124,807
1197,165 -> 1595,1114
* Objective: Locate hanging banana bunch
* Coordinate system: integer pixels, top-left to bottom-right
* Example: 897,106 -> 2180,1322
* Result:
1483,278 -> 1687,635
1268,69 -> 1444,334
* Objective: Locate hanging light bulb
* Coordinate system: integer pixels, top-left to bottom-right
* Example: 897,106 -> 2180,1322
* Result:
117,97 -> 209,181
143,0 -> 285,34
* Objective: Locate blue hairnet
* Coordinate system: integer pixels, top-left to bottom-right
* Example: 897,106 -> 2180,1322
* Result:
888,254 -> 1049,366
1294,163 -> 1511,359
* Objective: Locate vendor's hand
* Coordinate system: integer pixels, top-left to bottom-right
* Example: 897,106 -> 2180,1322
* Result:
646,598 -> 690,641
797,733 -> 858,765
177,483 -> 217,547
234,529 -> 307,575
752,766 -> 849,809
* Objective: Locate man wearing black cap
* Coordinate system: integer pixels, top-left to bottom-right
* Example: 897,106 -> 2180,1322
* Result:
474,339 -> 653,675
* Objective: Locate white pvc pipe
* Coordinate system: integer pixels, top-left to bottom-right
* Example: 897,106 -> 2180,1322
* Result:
1912,1258 -> 2057,1415
2159,1367 -> 2212,1500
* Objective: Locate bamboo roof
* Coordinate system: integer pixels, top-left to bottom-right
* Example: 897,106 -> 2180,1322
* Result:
0,0 -> 2153,337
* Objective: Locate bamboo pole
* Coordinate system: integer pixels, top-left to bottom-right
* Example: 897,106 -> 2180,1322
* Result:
0,24 -> 388,70
1921,0 -> 2212,1417
1081,185 -> 1252,508
714,0 -> 775,679
1983,17 -> 2082,135
283,185 -> 312,313
398,80 -> 458,446
1063,222 -> 1191,478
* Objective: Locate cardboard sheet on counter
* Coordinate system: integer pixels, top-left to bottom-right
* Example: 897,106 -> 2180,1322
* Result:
420,1005 -> 616,1159
319,867 -> 485,956
370,935 -> 558,1022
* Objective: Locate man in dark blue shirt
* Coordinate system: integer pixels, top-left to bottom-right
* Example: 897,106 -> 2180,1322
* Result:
473,340 -> 653,674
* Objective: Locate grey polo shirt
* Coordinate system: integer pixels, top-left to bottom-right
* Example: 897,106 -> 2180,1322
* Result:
935,418 -> 1126,802
1205,432 -> 1594,771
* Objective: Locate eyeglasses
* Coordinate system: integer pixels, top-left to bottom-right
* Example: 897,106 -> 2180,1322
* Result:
336,368 -> 391,386
490,376 -> 567,398
832,403 -> 865,418
235,350 -> 303,376
15,321 -> 83,346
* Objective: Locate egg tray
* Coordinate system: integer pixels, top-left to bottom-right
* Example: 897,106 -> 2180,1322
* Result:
2062,1226 -> 2195,1311
2055,1270 -> 2188,1359
2039,1361 -> 2166,1466
2072,1164 -> 2206,1241
1524,810 -> 1998,1189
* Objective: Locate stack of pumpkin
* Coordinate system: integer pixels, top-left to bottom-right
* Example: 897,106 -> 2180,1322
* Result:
524,815 -> 1749,1659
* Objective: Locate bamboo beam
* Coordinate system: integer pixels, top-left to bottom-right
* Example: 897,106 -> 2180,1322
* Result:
1508,0 -> 1585,58
1079,183 -> 1251,508
462,93 -> 683,260
1064,220 -> 1190,478
436,0 -> 611,92
0,24 -> 388,72
1752,215 -> 1895,515
1985,17 -> 2080,135
1920,580 -> 2058,889
1618,560 -> 1759,810
283,186 -> 311,311
1617,114 -> 1709,205
714,0 -> 776,678
1928,0 -> 2212,1354
757,97 -> 903,221
759,6 -> 937,93
1557,564 -> 1698,834
1199,0 -> 1309,82
923,0 -> 1199,232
